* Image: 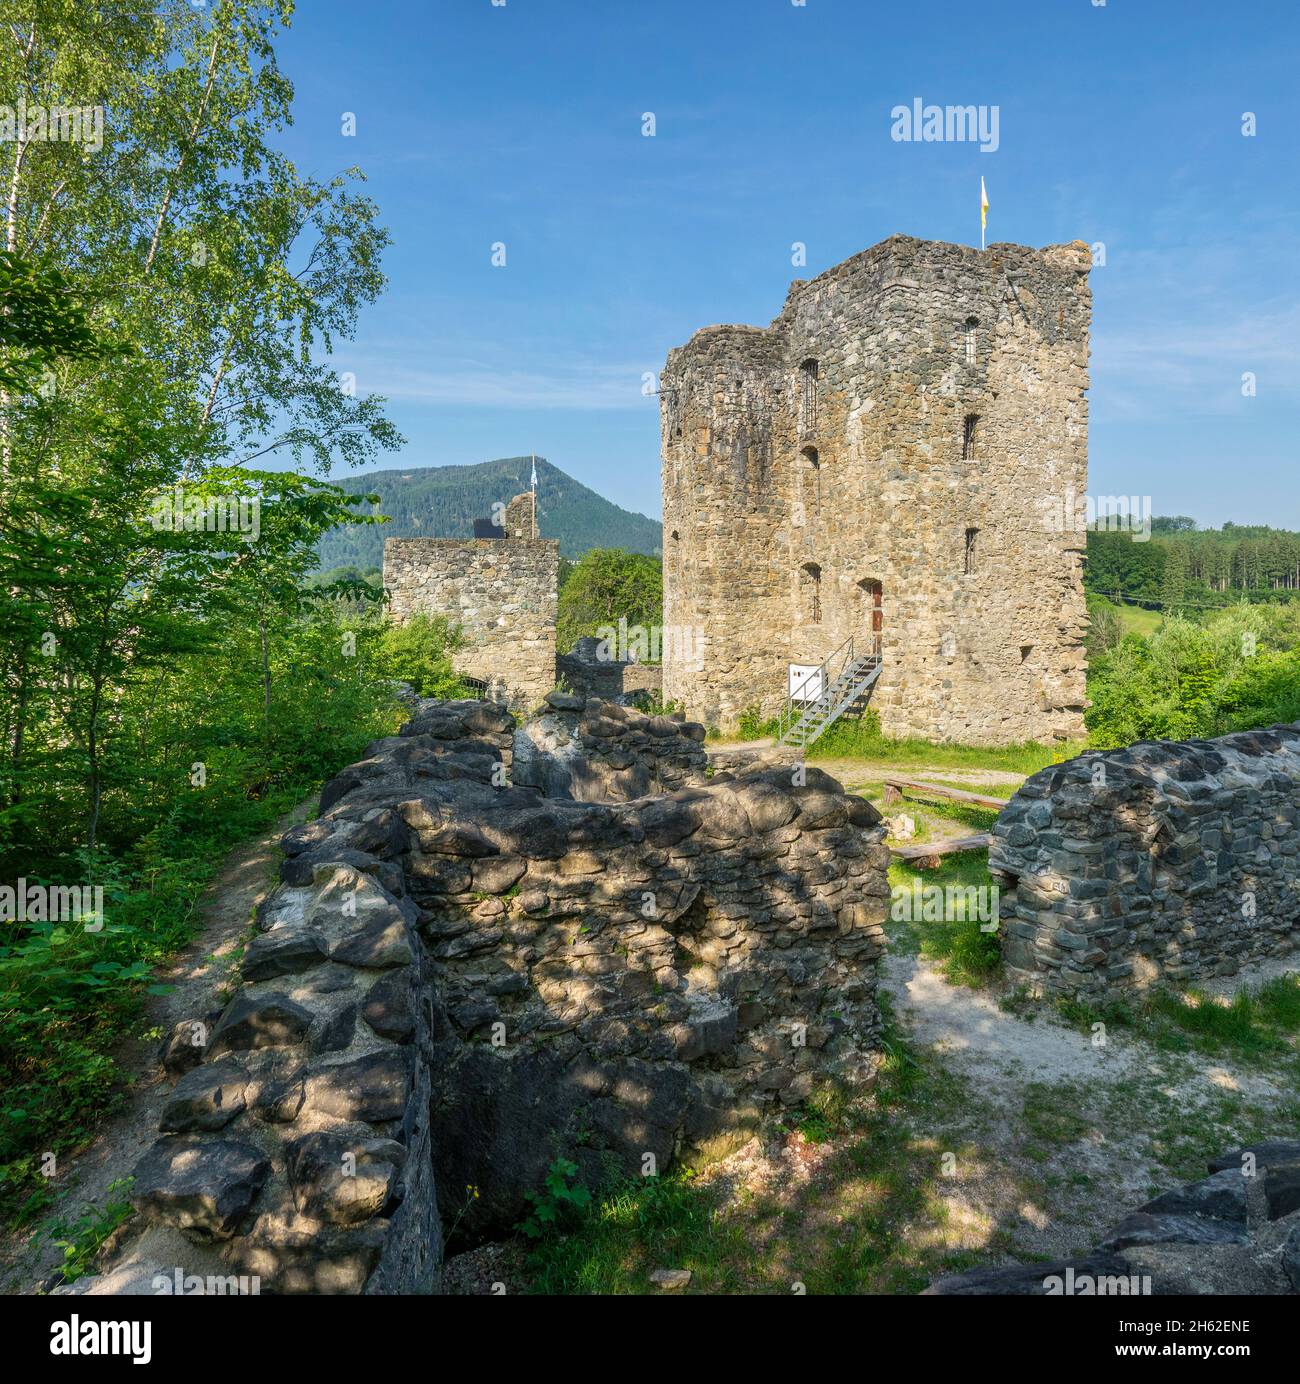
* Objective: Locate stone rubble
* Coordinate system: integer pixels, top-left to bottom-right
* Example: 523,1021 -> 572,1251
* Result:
927,1141 -> 1300,1295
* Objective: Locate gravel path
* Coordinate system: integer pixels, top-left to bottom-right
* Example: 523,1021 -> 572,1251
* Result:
880,947 -> 1299,1261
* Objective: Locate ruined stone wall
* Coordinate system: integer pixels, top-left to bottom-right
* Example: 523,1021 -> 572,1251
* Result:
128,698 -> 889,1290
512,689 -> 708,800
990,724 -> 1300,1000
623,662 -> 664,703
416,715 -> 889,1238
661,235 -> 1091,743
383,536 -> 558,712
555,635 -> 628,701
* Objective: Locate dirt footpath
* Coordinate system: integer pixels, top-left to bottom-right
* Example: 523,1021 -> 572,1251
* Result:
0,798 -> 315,1293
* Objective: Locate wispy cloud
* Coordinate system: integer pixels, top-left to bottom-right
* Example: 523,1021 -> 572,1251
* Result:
344,356 -> 657,411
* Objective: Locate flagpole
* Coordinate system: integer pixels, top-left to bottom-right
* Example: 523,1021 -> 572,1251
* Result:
531,452 -> 537,537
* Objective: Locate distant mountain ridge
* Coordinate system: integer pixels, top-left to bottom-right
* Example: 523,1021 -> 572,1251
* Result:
315,456 -> 663,569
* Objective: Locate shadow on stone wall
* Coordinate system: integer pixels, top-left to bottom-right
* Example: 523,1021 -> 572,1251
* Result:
125,697 -> 890,1290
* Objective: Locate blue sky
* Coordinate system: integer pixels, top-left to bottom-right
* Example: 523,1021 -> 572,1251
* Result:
273,0 -> 1299,526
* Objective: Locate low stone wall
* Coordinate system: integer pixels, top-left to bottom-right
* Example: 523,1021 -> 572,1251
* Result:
623,662 -> 663,703
512,690 -> 708,801
129,698 -> 889,1289
927,1139 -> 1300,1295
990,724 -> 1300,999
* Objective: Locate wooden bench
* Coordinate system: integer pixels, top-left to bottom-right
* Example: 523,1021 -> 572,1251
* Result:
891,833 -> 992,868
882,776 -> 1008,812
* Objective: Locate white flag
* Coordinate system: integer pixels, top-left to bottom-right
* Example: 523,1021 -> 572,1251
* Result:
530,456 -> 538,489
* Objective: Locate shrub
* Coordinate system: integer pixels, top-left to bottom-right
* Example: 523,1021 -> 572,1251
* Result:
371,613 -> 470,698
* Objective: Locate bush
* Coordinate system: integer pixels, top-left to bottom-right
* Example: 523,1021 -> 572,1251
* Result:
371,613 -> 470,698
0,604 -> 409,1225
1084,604 -> 1300,748
806,709 -> 883,756
736,704 -> 766,739
1084,594 -> 1125,658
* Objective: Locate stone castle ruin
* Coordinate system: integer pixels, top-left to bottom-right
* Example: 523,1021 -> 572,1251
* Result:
660,235 -> 1093,744
54,230 -> 1300,1299
383,492 -> 558,711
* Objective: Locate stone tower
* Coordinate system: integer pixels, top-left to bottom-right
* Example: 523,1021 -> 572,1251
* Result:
383,492 -> 557,711
660,235 -> 1091,744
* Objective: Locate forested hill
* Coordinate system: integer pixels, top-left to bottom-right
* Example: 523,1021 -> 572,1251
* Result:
315,456 -> 662,568
1086,519 -> 1300,610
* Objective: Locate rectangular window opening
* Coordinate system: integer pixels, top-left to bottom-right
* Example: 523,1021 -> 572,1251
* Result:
962,413 -> 979,461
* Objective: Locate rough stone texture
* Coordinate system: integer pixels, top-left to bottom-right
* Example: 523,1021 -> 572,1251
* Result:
556,635 -> 630,701
127,696 -> 887,1291
927,1142 -> 1300,1295
382,494 -> 558,712
990,723 -> 1300,998
132,1137 -> 271,1243
660,235 -> 1091,743
623,661 -> 664,705
396,697 -> 884,1239
512,690 -> 708,801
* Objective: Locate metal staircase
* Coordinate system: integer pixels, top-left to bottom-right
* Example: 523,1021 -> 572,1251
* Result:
777,636 -> 883,749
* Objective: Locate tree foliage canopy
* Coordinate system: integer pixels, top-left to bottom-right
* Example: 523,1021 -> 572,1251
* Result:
556,548 -> 663,655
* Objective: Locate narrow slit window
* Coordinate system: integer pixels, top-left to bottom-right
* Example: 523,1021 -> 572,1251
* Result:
964,527 -> 978,575
799,359 -> 818,434
801,561 -> 822,624
801,445 -> 820,509
964,317 -> 978,366
962,413 -> 979,461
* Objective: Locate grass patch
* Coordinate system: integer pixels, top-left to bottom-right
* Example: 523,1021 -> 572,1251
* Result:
1050,1068 -> 1300,1184
1114,602 -> 1163,638
1053,975 -> 1300,1067
521,1003 -> 991,1294
886,851 -> 1003,988
44,1177 -> 135,1286
807,719 -> 1079,777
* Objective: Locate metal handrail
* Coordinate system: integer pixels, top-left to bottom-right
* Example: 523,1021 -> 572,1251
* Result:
778,635 -> 855,743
